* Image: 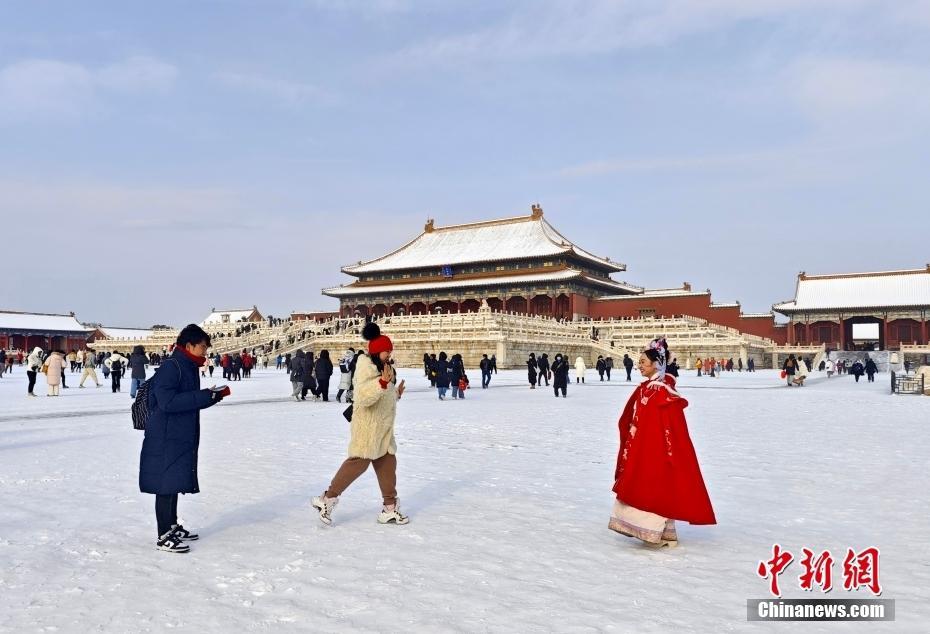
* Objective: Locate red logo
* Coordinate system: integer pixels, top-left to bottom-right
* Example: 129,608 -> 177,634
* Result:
757,545 -> 881,597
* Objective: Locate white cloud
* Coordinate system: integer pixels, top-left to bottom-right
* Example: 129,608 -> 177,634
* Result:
385,0 -> 890,68
0,60 -> 94,117
788,57 -> 930,124
214,71 -> 336,107
0,56 -> 178,120
96,56 -> 178,94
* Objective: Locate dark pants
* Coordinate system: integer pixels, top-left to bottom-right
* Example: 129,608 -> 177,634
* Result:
27,370 -> 37,393
155,493 -> 179,537
554,384 -> 566,397
539,371 -> 549,386
61,370 -> 67,388
112,371 -> 121,392
867,372 -> 875,383
482,371 -> 491,388
315,378 -> 330,401
208,367 -> 214,377
598,370 -> 604,381
605,368 -> 611,380
626,368 -> 632,381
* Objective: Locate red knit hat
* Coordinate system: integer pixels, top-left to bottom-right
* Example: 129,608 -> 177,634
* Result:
363,322 -> 393,355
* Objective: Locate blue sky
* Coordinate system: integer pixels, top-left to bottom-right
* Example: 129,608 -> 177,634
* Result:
2,0 -> 929,326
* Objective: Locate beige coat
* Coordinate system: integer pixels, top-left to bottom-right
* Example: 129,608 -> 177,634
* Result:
347,354 -> 398,460
44,352 -> 66,386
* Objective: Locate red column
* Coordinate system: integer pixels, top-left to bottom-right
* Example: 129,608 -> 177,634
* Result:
883,316 -> 890,350
550,296 -> 556,316
838,317 -> 845,350
787,320 -> 795,345
805,322 -> 811,345
922,315 -> 928,345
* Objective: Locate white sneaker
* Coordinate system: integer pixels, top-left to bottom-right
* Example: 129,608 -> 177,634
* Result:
378,502 -> 410,525
311,495 -> 338,525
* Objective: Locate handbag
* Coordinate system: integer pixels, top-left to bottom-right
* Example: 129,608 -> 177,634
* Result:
342,404 -> 353,422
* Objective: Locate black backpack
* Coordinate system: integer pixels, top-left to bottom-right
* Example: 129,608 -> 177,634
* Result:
131,360 -> 180,431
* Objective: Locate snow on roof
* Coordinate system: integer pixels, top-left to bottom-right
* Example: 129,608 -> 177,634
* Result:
201,308 -> 259,325
0,310 -> 90,334
323,269 -> 637,297
710,302 -> 740,308
97,327 -> 154,340
741,313 -> 775,318
773,267 -> 930,312
595,288 -> 713,301
342,212 -> 625,274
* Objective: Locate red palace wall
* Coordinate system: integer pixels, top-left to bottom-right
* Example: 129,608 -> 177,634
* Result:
589,294 -> 787,344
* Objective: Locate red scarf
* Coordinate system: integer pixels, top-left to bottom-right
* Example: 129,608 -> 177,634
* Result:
177,346 -> 206,366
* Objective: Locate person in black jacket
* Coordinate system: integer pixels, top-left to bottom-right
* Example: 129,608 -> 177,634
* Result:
427,353 -> 438,387
128,344 -> 148,398
596,355 -> 606,381
301,351 -> 316,400
230,353 -> 243,381
435,351 -> 451,400
782,355 -> 797,387
537,353 -> 550,386
290,350 -> 306,400
623,354 -> 634,381
551,353 -> 569,397
313,349 -> 334,401
864,356 -> 878,382
450,353 -> 465,398
527,353 -> 538,389
138,324 -> 229,553
479,354 -> 492,388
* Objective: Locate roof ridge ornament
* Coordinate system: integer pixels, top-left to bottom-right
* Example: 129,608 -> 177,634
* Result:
425,218 -> 435,233
530,203 -> 543,219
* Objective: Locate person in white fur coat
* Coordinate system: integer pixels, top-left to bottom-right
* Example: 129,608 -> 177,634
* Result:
574,356 -> 587,383
312,323 -> 408,526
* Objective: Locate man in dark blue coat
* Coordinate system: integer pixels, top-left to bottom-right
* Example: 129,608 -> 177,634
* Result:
139,324 -> 230,553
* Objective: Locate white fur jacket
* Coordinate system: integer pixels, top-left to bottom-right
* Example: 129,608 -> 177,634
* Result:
347,354 -> 398,459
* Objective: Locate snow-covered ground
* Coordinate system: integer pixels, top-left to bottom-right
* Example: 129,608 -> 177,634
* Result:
0,364 -> 927,632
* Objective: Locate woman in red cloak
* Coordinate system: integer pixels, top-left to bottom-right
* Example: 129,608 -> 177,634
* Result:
609,338 -> 716,547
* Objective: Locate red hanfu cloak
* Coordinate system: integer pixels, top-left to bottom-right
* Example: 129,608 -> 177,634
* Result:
613,374 -> 716,525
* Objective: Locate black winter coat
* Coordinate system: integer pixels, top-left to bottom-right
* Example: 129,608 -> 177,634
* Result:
315,358 -> 333,382
139,350 -> 217,495
450,357 -> 464,382
435,360 -> 451,388
128,350 -> 148,380
537,357 -> 550,374
552,359 -> 570,388
527,357 -> 538,383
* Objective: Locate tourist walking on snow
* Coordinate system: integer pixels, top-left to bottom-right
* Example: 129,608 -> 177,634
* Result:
139,324 -> 230,553
312,322 -> 408,526
551,353 -> 569,397
336,348 -> 354,403
851,360 -> 865,382
574,356 -> 587,383
313,349 -> 333,401
79,348 -> 102,388
537,353 -> 551,386
865,356 -> 878,382
106,350 -> 127,393
605,356 -> 613,380
450,353 -> 465,399
609,338 -> 716,548
26,346 -> 43,396
624,354 -> 634,381
596,355 -> 606,381
527,352 -> 538,389
782,355 -> 797,387
435,351 -> 451,400
43,350 -> 66,396
129,345 -> 149,398
480,354 -> 492,388
290,349 -> 307,400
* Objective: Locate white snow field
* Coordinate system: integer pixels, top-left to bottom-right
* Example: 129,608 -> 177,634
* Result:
1,364 -> 927,632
